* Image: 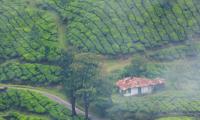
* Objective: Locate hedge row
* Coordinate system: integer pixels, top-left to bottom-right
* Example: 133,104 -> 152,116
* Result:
0,0 -> 62,62
109,91 -> 200,120
147,42 -> 200,61
2,0 -> 200,57
1,112 -> 48,120
50,0 -> 200,55
0,62 -> 63,85
0,89 -> 83,120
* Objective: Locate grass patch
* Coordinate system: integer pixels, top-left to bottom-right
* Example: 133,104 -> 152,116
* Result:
0,84 -> 68,101
156,116 -> 194,120
99,55 -> 132,75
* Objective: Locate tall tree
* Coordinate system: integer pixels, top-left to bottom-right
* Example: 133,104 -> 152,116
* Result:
61,50 -> 79,117
72,53 -> 99,120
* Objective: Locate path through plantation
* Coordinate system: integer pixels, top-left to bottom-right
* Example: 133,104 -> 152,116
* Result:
1,85 -> 104,120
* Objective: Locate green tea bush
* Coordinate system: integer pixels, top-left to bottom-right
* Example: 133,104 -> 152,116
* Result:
1,0 -> 200,57
0,0 -> 62,62
148,43 -> 200,61
49,0 -> 200,55
122,55 -> 165,78
0,89 -> 83,120
109,92 -> 200,120
0,62 -> 62,85
3,112 -> 47,120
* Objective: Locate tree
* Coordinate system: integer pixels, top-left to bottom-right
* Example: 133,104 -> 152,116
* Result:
61,50 -> 79,117
123,55 -> 164,78
123,55 -> 147,77
90,79 -> 113,117
71,53 -> 100,120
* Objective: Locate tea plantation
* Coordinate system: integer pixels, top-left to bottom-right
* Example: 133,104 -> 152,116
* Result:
0,88 -> 83,120
1,0 -> 200,120
60,0 -> 200,55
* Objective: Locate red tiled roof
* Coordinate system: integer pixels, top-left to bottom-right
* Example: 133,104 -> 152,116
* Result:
116,77 -> 165,90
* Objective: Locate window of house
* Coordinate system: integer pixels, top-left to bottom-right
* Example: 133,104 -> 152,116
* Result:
127,88 -> 131,93
138,87 -> 142,95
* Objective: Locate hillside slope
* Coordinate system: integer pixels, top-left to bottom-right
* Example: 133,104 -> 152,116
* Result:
1,0 -> 200,120
62,0 -> 200,55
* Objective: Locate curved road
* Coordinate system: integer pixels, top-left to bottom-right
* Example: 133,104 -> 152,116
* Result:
3,85 -> 104,120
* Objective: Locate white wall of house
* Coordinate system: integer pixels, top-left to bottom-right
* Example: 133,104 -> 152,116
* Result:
123,88 -> 132,96
131,88 -> 138,95
121,88 -> 139,96
120,86 -> 154,96
141,86 -> 153,94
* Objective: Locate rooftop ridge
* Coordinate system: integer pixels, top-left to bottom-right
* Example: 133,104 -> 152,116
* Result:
116,77 -> 165,90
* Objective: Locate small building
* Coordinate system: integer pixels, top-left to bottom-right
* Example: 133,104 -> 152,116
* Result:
116,77 -> 165,96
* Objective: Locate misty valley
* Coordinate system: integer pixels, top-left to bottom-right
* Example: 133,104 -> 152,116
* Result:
1,0 -> 200,120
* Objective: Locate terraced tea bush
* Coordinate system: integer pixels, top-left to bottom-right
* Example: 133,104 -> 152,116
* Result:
0,89 -> 83,120
1,0 -> 200,57
0,0 -> 70,86
156,116 -> 194,120
147,43 -> 200,61
122,55 -> 165,78
0,0 -> 62,62
0,62 -> 63,85
1,112 -> 48,120
109,91 -> 200,120
49,0 -> 200,55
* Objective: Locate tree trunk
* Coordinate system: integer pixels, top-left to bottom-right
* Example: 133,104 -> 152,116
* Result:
84,92 -> 89,120
70,90 -> 77,116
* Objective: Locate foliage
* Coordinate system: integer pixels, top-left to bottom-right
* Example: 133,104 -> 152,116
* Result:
0,61 -> 62,85
49,0 -> 200,55
0,0 -> 62,62
1,0 -> 200,119
109,91 -> 200,120
156,116 -> 194,120
65,53 -> 100,119
0,89 -> 83,120
89,79 -> 113,117
123,55 -> 165,78
0,0 -> 69,87
148,43 -> 200,61
3,112 -> 48,120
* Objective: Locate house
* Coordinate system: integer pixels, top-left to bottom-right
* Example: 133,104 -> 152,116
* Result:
116,77 -> 165,96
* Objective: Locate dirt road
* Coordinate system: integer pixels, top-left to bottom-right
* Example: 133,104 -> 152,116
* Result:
4,85 -> 104,120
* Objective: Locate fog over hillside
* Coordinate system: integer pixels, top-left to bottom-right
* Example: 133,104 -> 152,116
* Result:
1,0 -> 200,120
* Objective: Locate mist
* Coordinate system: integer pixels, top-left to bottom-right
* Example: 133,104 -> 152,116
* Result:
161,35 -> 200,92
